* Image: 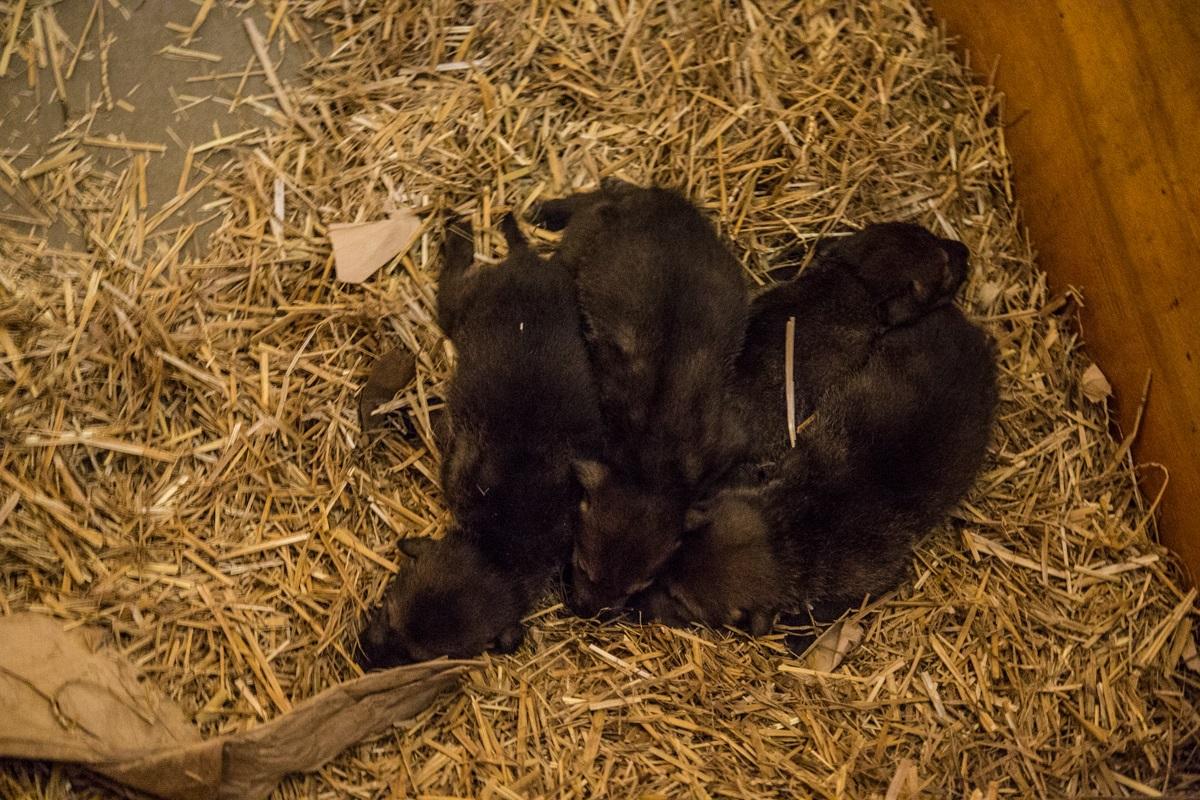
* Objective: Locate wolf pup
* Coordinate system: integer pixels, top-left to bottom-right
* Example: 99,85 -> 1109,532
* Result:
357,215 -> 602,668
633,225 -> 994,636
531,181 -> 749,616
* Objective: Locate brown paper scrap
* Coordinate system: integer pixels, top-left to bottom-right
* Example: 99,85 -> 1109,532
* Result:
0,612 -> 473,800
1182,625 -> 1200,674
329,209 -> 422,284
800,618 -> 864,673
358,345 -> 418,430
1081,362 -> 1113,403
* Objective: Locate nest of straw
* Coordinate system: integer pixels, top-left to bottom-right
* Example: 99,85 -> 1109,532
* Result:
2,0 -> 1198,797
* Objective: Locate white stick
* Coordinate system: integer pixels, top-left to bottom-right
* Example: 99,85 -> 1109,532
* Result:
785,315 -> 796,448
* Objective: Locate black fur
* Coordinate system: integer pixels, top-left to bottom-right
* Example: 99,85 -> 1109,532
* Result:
357,216 -> 602,668
357,534 -> 526,667
827,222 -> 968,326
531,181 -> 750,616
633,224 -> 996,634
731,222 -> 972,469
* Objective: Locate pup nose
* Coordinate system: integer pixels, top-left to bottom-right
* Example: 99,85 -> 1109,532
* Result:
568,596 -> 599,618
567,587 -> 603,618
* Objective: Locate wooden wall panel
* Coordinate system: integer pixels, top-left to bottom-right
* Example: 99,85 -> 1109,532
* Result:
926,0 -> 1200,579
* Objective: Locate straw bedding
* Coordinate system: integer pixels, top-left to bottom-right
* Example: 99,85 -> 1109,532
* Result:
2,0 -> 1198,797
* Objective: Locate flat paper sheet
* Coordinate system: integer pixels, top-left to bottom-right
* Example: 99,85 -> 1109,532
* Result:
328,209 -> 423,284
0,613 -> 472,800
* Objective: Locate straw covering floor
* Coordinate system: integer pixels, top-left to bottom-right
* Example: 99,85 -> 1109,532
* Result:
2,0 -> 1198,797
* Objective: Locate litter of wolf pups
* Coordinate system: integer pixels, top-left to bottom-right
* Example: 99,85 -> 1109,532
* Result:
357,188 -> 997,668
1,0 -> 1198,797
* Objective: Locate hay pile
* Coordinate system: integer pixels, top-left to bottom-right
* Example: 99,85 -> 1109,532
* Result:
2,0 -> 1198,796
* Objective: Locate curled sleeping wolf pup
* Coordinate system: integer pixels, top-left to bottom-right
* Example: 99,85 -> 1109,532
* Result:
357,215 -> 601,668
733,222 -> 972,470
633,226 -> 996,639
530,180 -> 750,617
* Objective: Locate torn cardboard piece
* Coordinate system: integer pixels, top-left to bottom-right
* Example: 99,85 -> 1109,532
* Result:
0,613 -> 473,800
1081,362 -> 1113,403
800,618 -> 864,673
1182,625 -> 1200,674
328,209 -> 423,284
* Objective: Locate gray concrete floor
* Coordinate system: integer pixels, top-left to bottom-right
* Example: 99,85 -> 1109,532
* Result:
0,0 -> 319,250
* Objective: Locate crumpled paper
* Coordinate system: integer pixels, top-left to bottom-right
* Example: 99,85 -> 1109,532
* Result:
1081,362 -> 1113,403
801,618 -> 864,673
328,209 -> 423,284
1182,626 -> 1200,674
0,613 -> 473,800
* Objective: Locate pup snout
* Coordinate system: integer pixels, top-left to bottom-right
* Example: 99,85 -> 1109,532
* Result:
567,586 -> 603,618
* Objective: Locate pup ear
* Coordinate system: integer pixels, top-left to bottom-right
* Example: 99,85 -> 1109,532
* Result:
499,213 -> 526,251
573,459 -> 609,493
599,176 -> 635,193
939,239 -> 970,292
683,505 -> 711,533
939,262 -> 956,294
442,217 -> 475,271
397,537 -> 436,560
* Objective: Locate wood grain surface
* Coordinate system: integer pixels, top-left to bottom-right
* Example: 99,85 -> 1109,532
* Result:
927,0 -> 1200,579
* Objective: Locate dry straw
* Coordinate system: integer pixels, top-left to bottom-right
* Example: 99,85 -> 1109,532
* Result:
1,0 -> 1198,797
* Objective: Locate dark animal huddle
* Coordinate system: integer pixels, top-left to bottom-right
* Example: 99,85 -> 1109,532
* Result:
357,181 -> 997,669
